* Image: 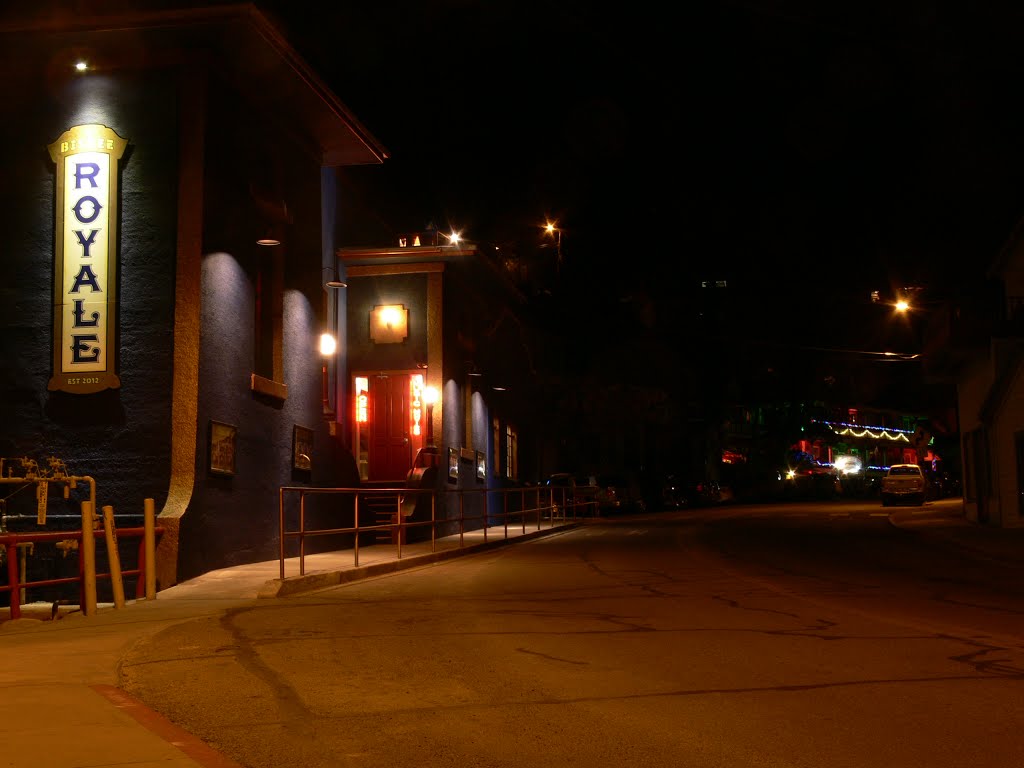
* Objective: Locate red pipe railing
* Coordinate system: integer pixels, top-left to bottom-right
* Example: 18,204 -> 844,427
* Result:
0,525 -> 163,620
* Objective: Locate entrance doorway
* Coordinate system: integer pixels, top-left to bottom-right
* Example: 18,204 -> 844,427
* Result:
353,371 -> 429,483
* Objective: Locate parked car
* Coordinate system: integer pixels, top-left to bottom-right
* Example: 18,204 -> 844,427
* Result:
881,463 -> 926,506
657,473 -> 723,508
926,469 -> 962,499
721,463 -> 784,502
783,458 -> 840,499
545,473 -> 600,514
596,473 -> 647,514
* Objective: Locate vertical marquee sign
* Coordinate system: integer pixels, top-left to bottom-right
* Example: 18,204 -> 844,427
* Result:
47,124 -> 128,394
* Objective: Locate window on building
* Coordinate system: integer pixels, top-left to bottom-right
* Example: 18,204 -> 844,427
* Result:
505,424 -> 518,480
248,170 -> 290,397
252,243 -> 285,395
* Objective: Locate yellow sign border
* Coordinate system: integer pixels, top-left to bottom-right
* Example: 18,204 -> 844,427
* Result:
47,124 -> 128,394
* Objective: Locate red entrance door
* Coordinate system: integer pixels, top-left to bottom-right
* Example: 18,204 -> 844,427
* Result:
367,373 -> 414,482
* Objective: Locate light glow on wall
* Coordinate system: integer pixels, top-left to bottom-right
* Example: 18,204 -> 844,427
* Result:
370,304 -> 408,344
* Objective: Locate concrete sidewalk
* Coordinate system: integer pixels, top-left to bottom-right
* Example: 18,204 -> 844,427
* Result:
0,518 -> 581,768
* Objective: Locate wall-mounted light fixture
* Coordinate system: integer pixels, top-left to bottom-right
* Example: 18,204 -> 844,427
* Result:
256,227 -> 281,247
320,331 -> 337,420
423,385 -> 439,447
319,332 -> 337,356
370,304 -> 408,344
320,269 -> 346,422
542,220 -> 563,274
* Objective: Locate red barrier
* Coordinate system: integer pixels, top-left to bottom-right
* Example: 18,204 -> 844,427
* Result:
0,526 -> 163,620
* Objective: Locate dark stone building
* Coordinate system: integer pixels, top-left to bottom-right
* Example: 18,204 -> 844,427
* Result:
0,5 -> 387,589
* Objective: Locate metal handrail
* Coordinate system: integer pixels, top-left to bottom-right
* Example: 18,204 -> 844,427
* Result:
277,484 -> 599,580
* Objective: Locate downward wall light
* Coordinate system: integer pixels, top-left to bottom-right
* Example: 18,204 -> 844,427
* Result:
370,304 -> 408,344
320,332 -> 337,421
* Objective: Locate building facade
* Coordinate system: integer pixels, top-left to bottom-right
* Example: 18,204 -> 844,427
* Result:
0,5 -> 392,590
925,221 -> 1024,527
337,239 -> 537,516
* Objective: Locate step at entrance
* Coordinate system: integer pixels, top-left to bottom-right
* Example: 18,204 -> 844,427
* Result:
359,486 -> 403,544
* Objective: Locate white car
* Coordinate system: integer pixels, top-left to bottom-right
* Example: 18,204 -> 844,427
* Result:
881,463 -> 926,507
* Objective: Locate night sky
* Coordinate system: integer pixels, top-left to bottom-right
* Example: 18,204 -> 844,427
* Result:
15,0 -> 1024,391
255,1 -> 1024,308
21,0 -> 1024,308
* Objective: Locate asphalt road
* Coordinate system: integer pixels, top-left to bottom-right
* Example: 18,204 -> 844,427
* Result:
120,500 -> 1024,768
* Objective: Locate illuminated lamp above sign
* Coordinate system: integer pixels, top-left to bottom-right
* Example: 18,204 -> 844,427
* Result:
370,304 -> 408,344
47,124 -> 128,394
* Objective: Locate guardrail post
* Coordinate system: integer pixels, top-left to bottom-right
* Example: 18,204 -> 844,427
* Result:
80,500 -> 97,616
5,540 -> 19,620
483,489 -> 488,543
396,492 -> 403,560
101,505 -> 126,609
299,490 -> 307,576
144,498 -> 156,599
16,542 -> 32,605
459,491 -> 465,547
354,493 -> 360,567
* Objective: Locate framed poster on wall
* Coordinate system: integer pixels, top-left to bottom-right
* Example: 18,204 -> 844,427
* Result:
448,447 -> 459,483
293,425 -> 313,471
209,420 -> 237,476
476,450 -> 486,482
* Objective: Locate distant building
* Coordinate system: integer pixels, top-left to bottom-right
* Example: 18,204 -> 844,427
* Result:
926,219 -> 1024,526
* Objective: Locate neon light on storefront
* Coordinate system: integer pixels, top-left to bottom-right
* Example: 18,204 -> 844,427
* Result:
812,419 -> 915,442
411,374 -> 423,437
355,376 -> 368,423
836,427 -> 909,442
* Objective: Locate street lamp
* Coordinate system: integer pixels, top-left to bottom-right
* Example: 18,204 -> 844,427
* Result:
543,221 -> 562,273
321,271 -> 346,423
319,332 -> 337,420
423,385 -> 439,447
